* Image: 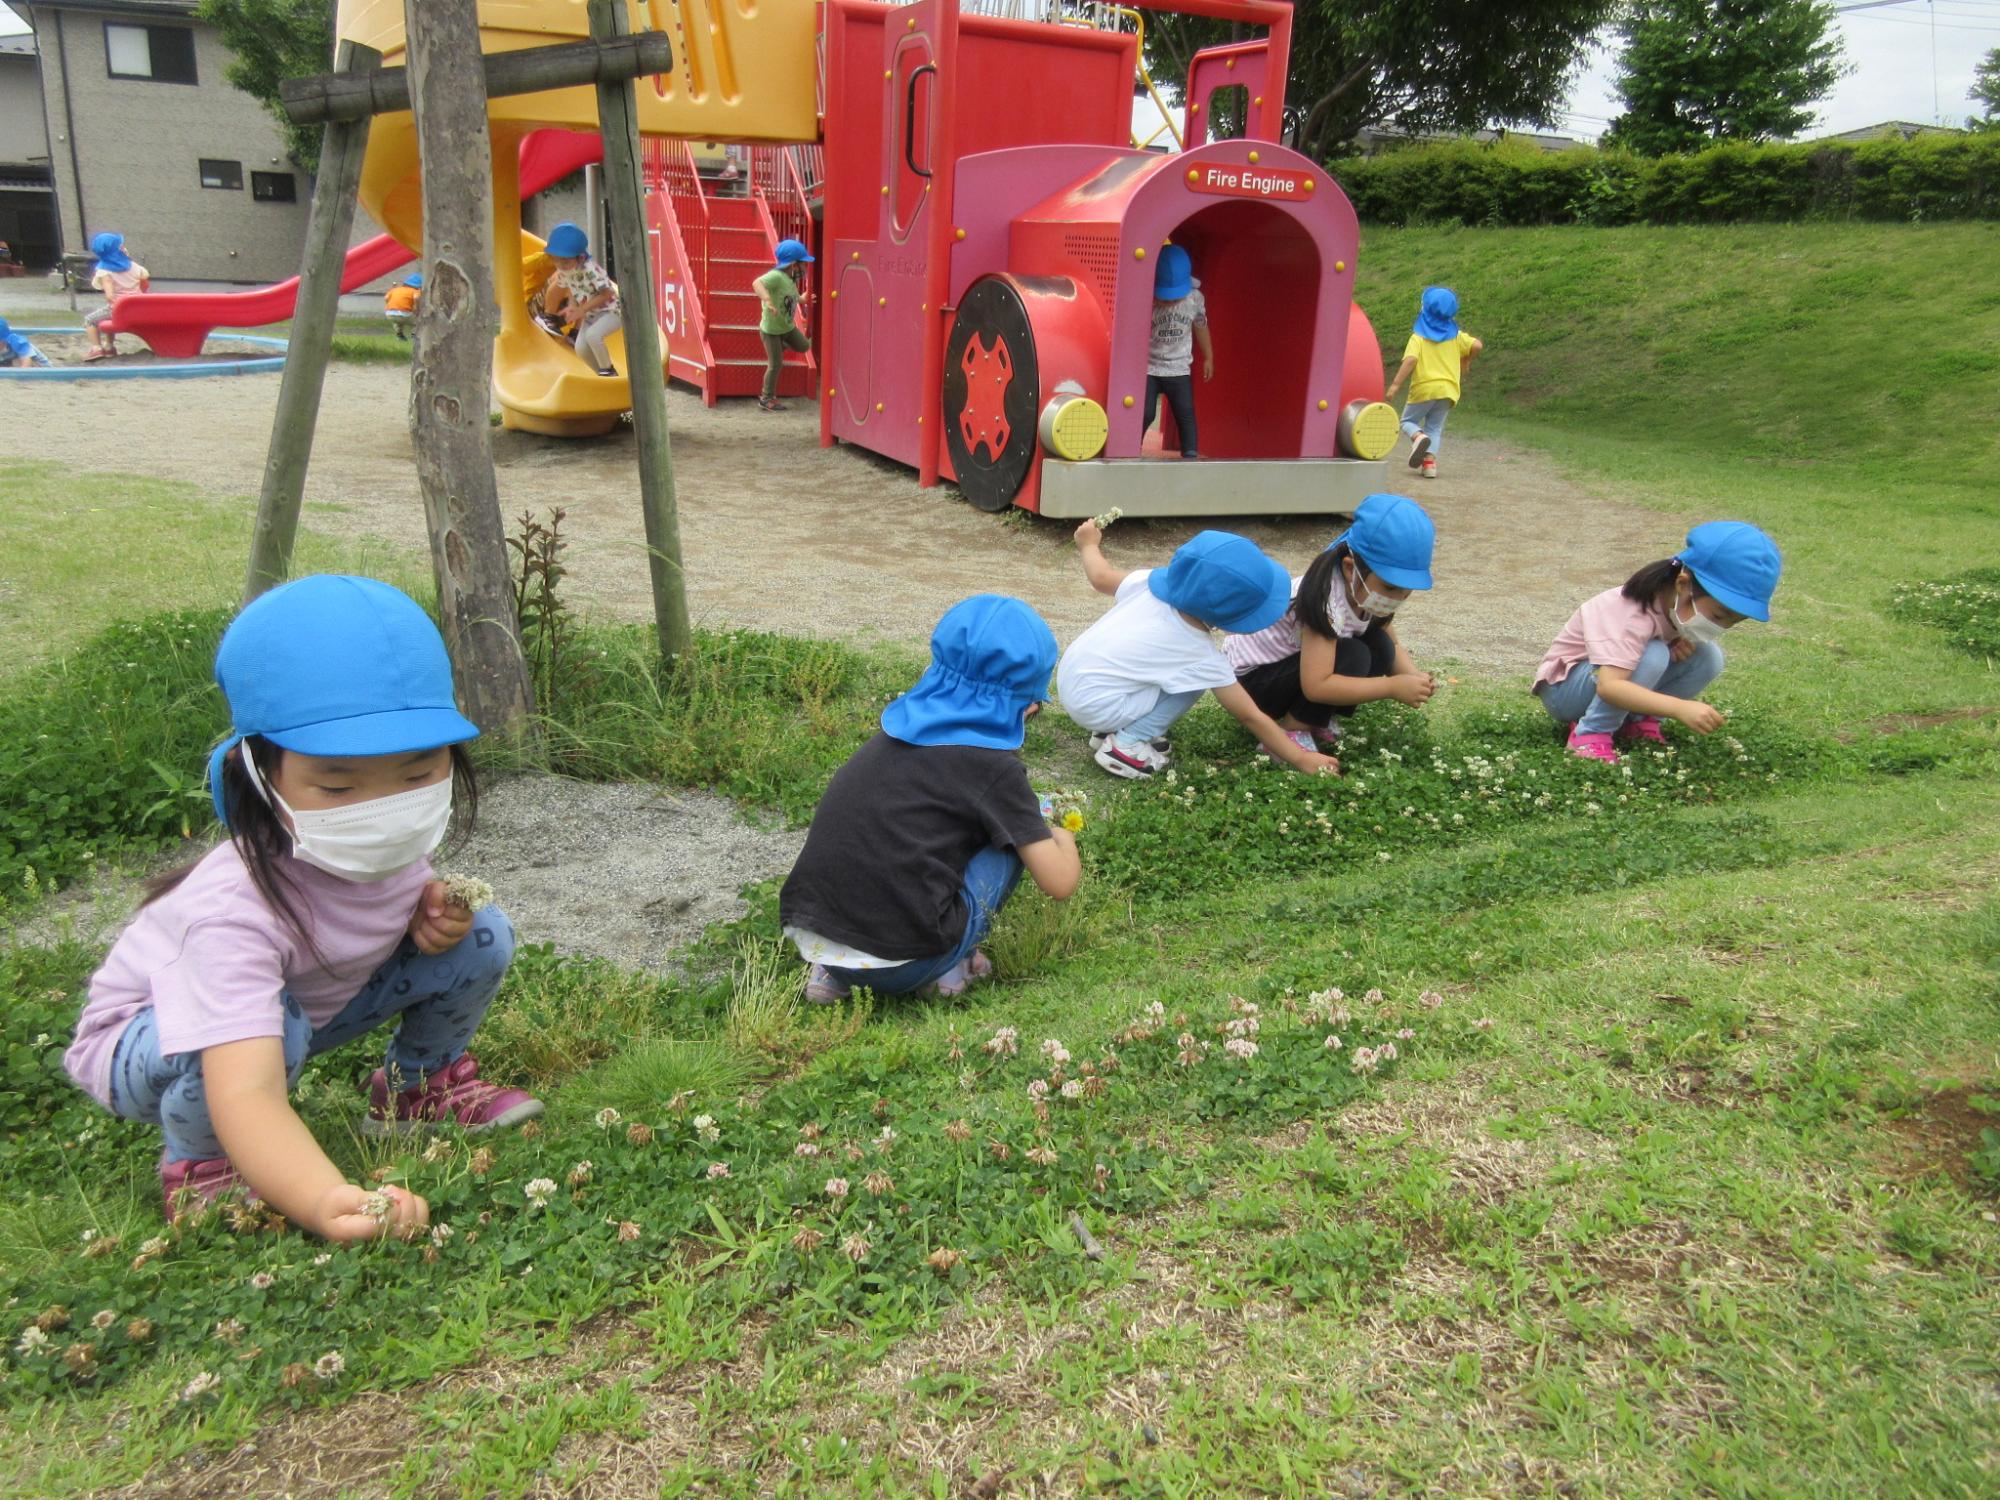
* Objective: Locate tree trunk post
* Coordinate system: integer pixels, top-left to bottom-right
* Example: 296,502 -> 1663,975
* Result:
403,0 -> 535,736
588,0 -> 693,662
244,40 -> 381,603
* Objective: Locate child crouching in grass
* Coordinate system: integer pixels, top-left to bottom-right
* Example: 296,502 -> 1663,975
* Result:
781,595 -> 1081,1003
63,576 -> 541,1236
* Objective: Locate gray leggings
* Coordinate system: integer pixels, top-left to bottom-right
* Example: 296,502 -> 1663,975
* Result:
575,308 -> 623,371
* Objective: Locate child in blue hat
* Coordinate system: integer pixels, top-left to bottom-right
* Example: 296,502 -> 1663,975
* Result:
1225,494 -> 1439,753
384,272 -> 423,340
755,237 -> 815,412
83,231 -> 149,361
1143,244 -> 1211,458
0,316 -> 51,368
1058,522 -> 1342,778
63,576 -> 540,1235
1385,286 -> 1481,480
780,596 -> 1081,1002
541,221 -> 623,375
1534,522 -> 1782,763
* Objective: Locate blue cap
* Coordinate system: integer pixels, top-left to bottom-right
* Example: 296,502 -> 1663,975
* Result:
1154,243 -> 1191,300
1329,494 -> 1436,591
1413,285 -> 1458,341
91,231 -> 132,275
1148,531 -> 1291,634
544,221 -> 589,259
0,317 -> 26,359
402,272 -> 424,288
882,595 -> 1057,750
775,237 -> 814,266
206,576 -> 479,823
1676,521 -> 1781,622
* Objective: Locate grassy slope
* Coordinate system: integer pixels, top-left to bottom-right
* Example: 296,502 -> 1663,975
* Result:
5,224 -> 2000,1497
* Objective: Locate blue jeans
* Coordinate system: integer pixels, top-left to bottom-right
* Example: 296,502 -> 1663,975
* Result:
1119,687 -> 1204,744
1538,638 -> 1725,736
107,907 -> 517,1162
823,846 -> 1022,996
1400,398 -> 1453,454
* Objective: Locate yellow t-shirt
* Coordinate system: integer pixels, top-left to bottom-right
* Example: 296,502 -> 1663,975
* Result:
1402,330 -> 1479,404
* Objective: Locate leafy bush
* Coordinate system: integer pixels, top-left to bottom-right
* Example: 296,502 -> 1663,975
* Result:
1888,569 -> 2000,661
1329,132 -> 2000,227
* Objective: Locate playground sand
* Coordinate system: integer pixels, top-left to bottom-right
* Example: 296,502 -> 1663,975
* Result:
0,360 -> 1686,671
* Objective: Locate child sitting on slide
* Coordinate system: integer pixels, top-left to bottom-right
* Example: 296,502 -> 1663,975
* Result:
540,221 -> 622,376
84,232 -> 148,362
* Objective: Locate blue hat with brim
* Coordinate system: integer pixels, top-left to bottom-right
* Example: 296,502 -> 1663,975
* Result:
206,575 -> 479,824
1329,493 -> 1436,591
1148,530 -> 1292,634
91,232 -> 132,275
882,595 -> 1058,750
0,318 -> 27,359
402,273 -> 423,288
1154,244 -> 1191,300
544,221 -> 588,259
775,237 -> 814,266
1413,285 -> 1458,342
1676,521 -> 1781,622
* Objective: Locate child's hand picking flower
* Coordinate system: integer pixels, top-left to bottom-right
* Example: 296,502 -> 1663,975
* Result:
410,881 -> 475,956
1090,507 -> 1123,531
438,873 -> 495,912
318,1182 -> 428,1243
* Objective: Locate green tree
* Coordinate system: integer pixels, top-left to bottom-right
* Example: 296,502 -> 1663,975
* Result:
1603,0 -> 1847,156
195,0 -> 335,172
1971,46 -> 2000,132
1141,0 -> 1617,162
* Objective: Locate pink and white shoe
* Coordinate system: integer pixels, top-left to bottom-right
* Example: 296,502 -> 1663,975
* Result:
1617,716 -> 1668,746
160,1154 -> 249,1221
1094,735 -> 1166,779
1565,729 -> 1620,764
1311,721 -> 1344,749
932,950 -> 994,999
806,964 -> 852,1005
364,1053 -> 543,1136
1259,728 -> 1319,759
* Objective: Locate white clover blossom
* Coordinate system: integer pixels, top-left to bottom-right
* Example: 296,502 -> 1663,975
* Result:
1224,1038 -> 1259,1061
1419,990 -> 1444,1010
706,1162 -> 732,1180
1040,1038 -> 1071,1066
16,1327 -> 51,1356
248,1271 -> 275,1291
1060,1079 -> 1085,1100
524,1177 -> 558,1208
313,1351 -> 345,1380
1396,1028 -> 1416,1041
431,1223 -> 455,1247
795,1141 -> 822,1157
693,1114 -> 721,1144
91,1310 -> 117,1331
594,1107 -> 622,1128
983,1026 -> 1020,1057
312,1252 -> 333,1267
180,1371 -> 223,1402
1027,1079 -> 1050,1102
1324,1034 -> 1343,1050
1473,1016 -> 1496,1031
825,1177 -> 850,1199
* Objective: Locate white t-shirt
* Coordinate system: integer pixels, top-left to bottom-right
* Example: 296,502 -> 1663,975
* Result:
1055,569 -> 1237,733
1147,283 -> 1207,377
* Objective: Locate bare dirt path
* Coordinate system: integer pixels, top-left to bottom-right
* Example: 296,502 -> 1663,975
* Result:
0,362 -> 1683,672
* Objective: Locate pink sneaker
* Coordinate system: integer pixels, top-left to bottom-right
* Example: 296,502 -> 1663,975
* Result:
160,1154 -> 249,1221
932,950 -> 994,999
365,1053 -> 543,1137
806,963 -> 852,1005
1311,721 -> 1343,749
1617,716 -> 1668,746
1565,729 -> 1620,764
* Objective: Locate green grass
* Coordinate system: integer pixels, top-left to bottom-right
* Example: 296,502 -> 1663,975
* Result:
4,221 -> 2000,1495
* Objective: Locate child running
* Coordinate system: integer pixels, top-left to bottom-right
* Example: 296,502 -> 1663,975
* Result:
1534,521 -> 1782,763
541,221 -> 622,375
83,231 -> 148,361
1225,493 -> 1438,753
63,576 -> 541,1235
1385,286 -> 1480,480
1058,523 -> 1341,779
0,316 -> 51,368
384,273 -> 422,339
780,595 -> 1081,1003
1143,244 -> 1211,458
754,238 -> 815,413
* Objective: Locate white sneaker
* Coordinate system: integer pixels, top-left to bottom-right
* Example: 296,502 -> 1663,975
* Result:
1090,731 -> 1170,755
1093,735 -> 1166,779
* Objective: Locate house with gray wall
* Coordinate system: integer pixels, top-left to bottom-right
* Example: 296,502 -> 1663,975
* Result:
0,31 -> 55,266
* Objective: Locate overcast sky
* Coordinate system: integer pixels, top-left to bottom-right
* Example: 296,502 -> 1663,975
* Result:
5,1 -> 1997,140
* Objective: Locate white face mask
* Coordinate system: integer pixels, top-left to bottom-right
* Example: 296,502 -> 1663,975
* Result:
1673,593 -> 1729,647
241,749 -> 453,883
1346,560 -> 1403,619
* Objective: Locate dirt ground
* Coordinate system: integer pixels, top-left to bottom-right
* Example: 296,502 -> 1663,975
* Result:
0,361 -> 1683,671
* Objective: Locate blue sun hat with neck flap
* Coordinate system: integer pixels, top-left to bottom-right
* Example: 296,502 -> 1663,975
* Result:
206,576 -> 480,824
1413,285 -> 1458,341
0,317 -> 31,359
91,232 -> 132,275
1149,530 -> 1292,634
1676,521 -> 1782,622
882,595 -> 1058,751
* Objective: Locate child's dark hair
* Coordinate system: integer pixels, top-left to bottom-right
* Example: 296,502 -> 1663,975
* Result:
1621,559 -> 1709,608
139,738 -> 480,962
1295,541 -> 1366,639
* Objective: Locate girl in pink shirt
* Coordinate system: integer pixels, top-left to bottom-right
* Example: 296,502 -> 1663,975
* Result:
64,576 -> 541,1237
83,232 -> 148,361
1534,521 -> 1782,764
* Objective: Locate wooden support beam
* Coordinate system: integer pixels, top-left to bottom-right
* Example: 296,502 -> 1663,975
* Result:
589,0 -> 692,662
280,30 -> 675,125
403,0 -> 535,738
244,41 -> 381,603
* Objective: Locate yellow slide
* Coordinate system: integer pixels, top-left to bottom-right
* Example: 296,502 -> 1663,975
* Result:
338,0 -> 820,435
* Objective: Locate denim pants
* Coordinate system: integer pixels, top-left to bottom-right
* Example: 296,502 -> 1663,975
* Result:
1119,686 -> 1204,743
107,908 -> 517,1163
1144,373 -> 1199,457
1538,638 -> 1725,736
823,846 -> 1022,996
761,325 -> 809,400
1400,398 -> 1453,454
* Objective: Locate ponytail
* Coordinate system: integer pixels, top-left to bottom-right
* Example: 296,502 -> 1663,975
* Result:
1294,543 -> 1352,641
1621,558 -> 1708,608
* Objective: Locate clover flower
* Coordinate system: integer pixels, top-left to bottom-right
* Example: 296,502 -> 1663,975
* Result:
1041,1039 -> 1071,1067
1419,990 -> 1444,1011
707,1162 -> 732,1180
468,1146 -> 496,1176
248,1271 -> 275,1291
795,1141 -> 822,1157
989,1140 -> 1014,1162
359,1191 -> 392,1223
876,1126 -> 898,1149
15,1327 -> 50,1356
615,1220 -> 642,1242
64,1343 -> 100,1378
311,1253 -> 333,1268
1395,1028 -> 1416,1041
313,1350 -> 345,1380
944,1119 -> 972,1143
927,1247 -> 963,1274
1473,1016 -> 1496,1032
431,1223 -> 455,1247
179,1371 -> 222,1402
1324,1034 -> 1343,1049
1090,506 -> 1123,529
1060,1079 -> 1085,1100
90,1310 -> 117,1332
524,1177 -> 558,1209
626,1122 -> 655,1146
825,1177 -> 850,1200
1027,1079 -> 1050,1102
568,1160 -> 594,1187
594,1107 -> 622,1128
1026,1146 -> 1059,1166
422,1137 -> 453,1164
841,1233 -> 872,1263
1224,1037 -> 1259,1061
791,1227 -> 825,1254
983,1027 -> 1020,1057
863,1171 -> 894,1197
694,1114 -> 721,1144
438,873 -> 495,911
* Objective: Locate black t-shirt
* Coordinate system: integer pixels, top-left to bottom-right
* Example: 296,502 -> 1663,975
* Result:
780,734 -> 1052,960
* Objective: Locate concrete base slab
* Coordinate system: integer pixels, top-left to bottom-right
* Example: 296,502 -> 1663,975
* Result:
1037,456 -> 1390,518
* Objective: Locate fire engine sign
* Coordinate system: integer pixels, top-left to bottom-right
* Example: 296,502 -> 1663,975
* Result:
1184,162 -> 1313,201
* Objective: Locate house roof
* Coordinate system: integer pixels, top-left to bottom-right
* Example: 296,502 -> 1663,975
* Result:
0,34 -> 35,56
1815,120 -> 1966,143
11,1 -> 198,17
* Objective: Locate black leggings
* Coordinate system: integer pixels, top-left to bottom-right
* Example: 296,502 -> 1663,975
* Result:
1143,372 -> 1198,457
1235,623 -> 1395,728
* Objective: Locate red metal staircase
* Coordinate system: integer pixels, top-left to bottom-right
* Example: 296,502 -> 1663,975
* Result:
644,142 -> 822,405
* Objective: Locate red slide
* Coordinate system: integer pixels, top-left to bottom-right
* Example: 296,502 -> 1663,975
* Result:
109,130 -> 604,359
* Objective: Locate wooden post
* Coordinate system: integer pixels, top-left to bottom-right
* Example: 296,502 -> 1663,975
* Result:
588,0 -> 693,661
244,41 -> 381,603
403,0 -> 535,736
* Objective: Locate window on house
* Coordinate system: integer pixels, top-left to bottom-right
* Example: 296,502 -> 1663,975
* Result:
251,172 -> 297,204
105,23 -> 198,85
199,159 -> 243,191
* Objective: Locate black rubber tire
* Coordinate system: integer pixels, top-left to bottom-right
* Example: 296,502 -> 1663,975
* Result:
941,276 -> 1041,513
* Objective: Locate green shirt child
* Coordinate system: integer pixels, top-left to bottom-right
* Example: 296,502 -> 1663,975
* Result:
755,265 -> 801,336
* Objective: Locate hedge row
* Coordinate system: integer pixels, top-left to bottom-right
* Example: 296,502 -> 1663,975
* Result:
1327,131 -> 2000,227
